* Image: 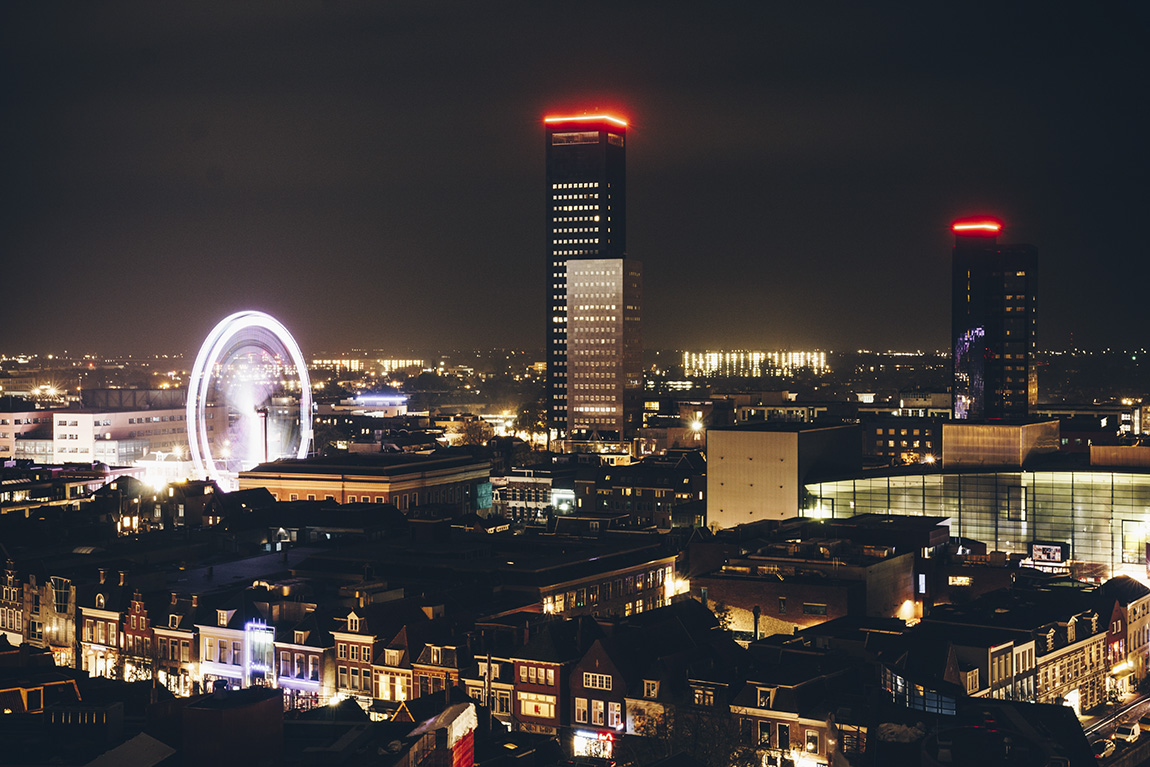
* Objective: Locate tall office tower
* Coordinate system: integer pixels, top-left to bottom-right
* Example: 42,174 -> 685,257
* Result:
951,218 -> 1038,420
544,114 -> 641,442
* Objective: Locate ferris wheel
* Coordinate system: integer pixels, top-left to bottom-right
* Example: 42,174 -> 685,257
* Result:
186,311 -> 313,490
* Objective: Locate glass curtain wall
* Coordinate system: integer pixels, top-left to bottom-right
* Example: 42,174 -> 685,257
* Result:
805,470 -> 1150,573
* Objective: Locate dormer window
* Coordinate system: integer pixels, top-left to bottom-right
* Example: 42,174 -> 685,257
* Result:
95,594 -> 105,609
169,615 -> 181,629
217,609 -> 228,627
348,615 -> 360,633
295,630 -> 307,644
644,680 -> 659,699
430,646 -> 442,665
757,687 -> 771,708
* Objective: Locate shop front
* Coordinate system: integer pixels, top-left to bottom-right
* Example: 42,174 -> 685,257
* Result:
573,730 -> 616,759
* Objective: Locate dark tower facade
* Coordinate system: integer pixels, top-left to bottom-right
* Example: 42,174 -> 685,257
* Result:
951,218 -> 1037,420
545,115 -> 639,441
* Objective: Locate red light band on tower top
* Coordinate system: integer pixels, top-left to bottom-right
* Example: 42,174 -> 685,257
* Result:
544,114 -> 628,128
952,219 -> 1003,233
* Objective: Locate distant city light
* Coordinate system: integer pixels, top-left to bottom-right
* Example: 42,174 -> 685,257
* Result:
683,350 -> 829,378
354,394 -> 407,406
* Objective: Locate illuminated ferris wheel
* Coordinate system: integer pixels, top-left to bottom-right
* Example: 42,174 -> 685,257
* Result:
186,311 -> 313,490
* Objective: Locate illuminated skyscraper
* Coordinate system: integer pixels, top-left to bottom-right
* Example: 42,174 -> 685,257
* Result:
951,218 -> 1037,420
544,114 -> 641,441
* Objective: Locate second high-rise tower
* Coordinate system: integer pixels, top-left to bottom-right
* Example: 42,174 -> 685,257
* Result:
951,217 -> 1038,421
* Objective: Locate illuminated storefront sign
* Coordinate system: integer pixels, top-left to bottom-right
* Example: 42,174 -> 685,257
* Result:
573,731 -> 614,759
245,621 -> 275,686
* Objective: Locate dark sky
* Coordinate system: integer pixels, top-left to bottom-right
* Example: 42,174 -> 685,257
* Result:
3,1 -> 1148,358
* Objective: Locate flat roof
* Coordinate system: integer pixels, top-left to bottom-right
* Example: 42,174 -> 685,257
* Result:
826,513 -> 951,531
292,531 -> 674,590
242,451 -> 487,477
709,422 -> 855,434
807,453 -> 1150,484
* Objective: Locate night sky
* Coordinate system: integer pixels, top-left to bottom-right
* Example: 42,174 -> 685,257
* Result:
3,2 -> 1148,358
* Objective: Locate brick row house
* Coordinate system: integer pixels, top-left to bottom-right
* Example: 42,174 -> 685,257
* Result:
77,569 -> 130,680
332,608 -> 383,708
152,592 -> 199,696
3,561 -> 77,669
121,590 -> 155,683
1095,575 -> 1150,694
196,598 -> 258,691
463,651 -> 515,727
412,627 -> 470,701
331,601 -> 468,714
729,644 -> 861,767
509,616 -> 603,735
274,609 -> 331,710
0,563 -> 23,647
373,623 -> 424,708
568,600 -> 740,760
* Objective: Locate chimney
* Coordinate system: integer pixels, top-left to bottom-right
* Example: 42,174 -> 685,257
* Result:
171,592 -> 178,606
98,569 -> 106,585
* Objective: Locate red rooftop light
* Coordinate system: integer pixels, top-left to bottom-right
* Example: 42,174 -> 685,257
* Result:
544,114 -> 628,128
952,218 -> 1003,234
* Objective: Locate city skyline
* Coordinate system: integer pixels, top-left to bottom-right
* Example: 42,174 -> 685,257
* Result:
3,3 -> 1148,357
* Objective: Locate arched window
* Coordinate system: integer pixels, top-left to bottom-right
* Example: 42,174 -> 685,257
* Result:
95,594 -> 105,609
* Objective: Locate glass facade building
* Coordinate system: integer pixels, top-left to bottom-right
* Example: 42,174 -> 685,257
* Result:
805,469 -> 1150,576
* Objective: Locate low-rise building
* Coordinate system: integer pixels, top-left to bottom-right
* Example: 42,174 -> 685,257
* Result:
273,610 -> 331,711
372,622 -> 426,708
707,423 -> 861,528
862,414 -> 943,465
1095,574 -> 1150,687
78,569 -> 130,680
730,644 -> 858,767
120,590 -> 155,683
594,450 -> 705,530
924,582 -> 1108,714
153,592 -> 199,697
692,538 -> 916,637
412,631 -> 470,701
0,562 -> 22,647
239,450 -> 492,515
571,600 -> 739,761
